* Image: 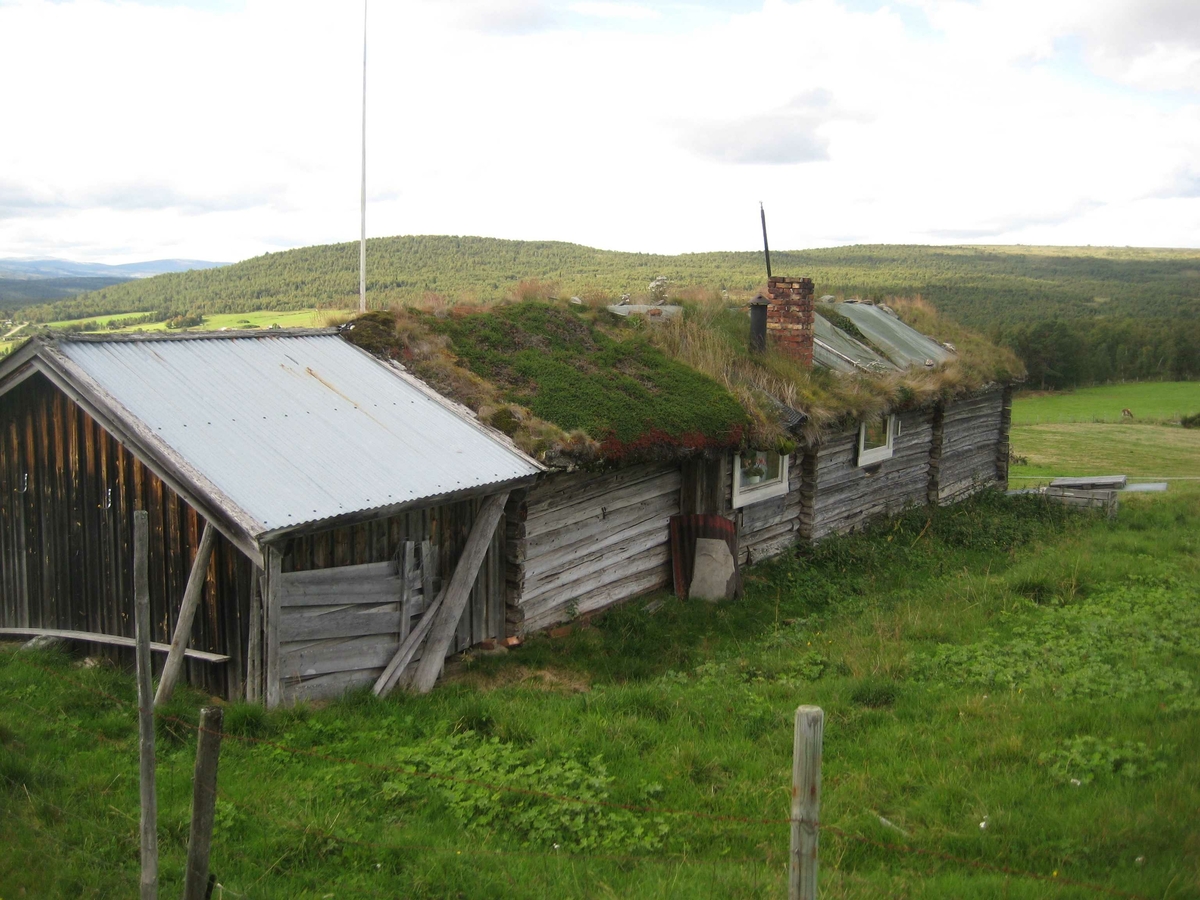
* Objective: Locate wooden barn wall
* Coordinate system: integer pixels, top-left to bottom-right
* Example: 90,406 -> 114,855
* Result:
810,409 -> 934,540
506,463 -> 680,633
0,373 -> 249,697
278,496 -> 505,702
735,454 -> 804,565
936,389 -> 1006,504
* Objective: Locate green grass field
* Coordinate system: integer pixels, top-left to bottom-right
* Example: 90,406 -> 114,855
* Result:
3,489 -> 1198,899
42,308 -> 325,333
1010,383 -> 1200,487
1013,382 -> 1200,425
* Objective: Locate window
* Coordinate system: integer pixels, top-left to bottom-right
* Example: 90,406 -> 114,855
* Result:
858,414 -> 897,466
733,450 -> 790,508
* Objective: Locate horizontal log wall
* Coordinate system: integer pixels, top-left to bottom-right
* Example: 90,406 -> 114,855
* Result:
507,463 -> 680,633
280,497 -> 506,702
0,373 -> 248,697
937,389 -> 1006,504
810,409 -> 933,540
736,455 -> 803,565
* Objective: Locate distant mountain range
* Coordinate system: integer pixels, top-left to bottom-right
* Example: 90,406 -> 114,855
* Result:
0,258 -> 228,280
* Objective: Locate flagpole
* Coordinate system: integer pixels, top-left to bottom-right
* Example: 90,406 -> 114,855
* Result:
359,0 -> 367,313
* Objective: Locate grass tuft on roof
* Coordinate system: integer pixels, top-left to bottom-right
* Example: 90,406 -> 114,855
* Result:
343,303 -> 749,465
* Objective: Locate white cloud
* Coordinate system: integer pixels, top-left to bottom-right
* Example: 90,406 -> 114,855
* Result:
0,0 -> 1198,264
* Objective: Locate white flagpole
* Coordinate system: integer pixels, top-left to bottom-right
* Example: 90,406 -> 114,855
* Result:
359,0 -> 367,313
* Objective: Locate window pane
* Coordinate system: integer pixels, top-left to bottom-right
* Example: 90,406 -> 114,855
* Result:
862,417 -> 889,450
739,451 -> 781,487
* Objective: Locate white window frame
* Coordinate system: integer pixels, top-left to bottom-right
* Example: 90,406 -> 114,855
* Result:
732,450 -> 790,509
858,414 -> 898,466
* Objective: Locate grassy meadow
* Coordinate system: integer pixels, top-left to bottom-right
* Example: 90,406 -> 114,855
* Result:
1013,383 -> 1200,425
1010,382 -> 1200,486
3,486 -> 1199,898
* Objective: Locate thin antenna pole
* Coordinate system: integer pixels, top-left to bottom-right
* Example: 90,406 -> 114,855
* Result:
359,0 -> 367,313
760,201 -> 772,279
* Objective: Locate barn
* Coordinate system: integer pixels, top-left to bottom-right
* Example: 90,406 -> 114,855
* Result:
0,330 -> 540,705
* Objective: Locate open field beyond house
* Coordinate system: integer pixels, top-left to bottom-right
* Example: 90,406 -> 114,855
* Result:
2,484 -> 1198,899
1010,382 -> 1200,487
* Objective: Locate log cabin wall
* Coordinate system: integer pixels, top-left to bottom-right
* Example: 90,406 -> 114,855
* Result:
277,496 -> 506,702
505,463 -> 680,634
935,388 -> 1007,504
732,455 -> 804,565
809,409 -> 934,540
0,373 -> 249,697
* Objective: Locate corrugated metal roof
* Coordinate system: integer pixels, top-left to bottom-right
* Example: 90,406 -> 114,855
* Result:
59,334 -> 540,536
819,302 -> 953,369
813,313 -> 899,374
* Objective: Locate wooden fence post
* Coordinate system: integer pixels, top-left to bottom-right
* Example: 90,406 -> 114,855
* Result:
183,706 -> 224,900
134,510 -> 158,900
790,705 -> 823,900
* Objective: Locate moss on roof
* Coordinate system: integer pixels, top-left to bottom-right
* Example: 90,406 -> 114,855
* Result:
343,291 -> 1021,465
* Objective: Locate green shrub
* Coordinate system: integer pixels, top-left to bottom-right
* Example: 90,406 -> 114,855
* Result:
1039,736 -> 1168,785
1181,411 -> 1200,429
850,678 -> 899,708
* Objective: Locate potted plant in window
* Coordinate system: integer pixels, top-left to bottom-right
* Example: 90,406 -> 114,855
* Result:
742,462 -> 766,485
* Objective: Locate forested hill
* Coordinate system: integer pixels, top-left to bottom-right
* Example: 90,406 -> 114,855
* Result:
12,237 -> 1200,330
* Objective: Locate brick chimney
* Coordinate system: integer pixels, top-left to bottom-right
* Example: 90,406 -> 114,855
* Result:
765,276 -> 815,366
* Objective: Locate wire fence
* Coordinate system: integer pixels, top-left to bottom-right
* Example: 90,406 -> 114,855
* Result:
7,654 -> 1154,900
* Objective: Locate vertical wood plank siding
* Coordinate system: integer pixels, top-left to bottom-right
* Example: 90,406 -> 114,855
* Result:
936,389 -> 1006,503
506,463 -> 680,634
0,374 -> 249,697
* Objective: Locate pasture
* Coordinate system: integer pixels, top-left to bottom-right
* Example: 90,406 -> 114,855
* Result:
3,487 -> 1198,899
1010,382 -> 1200,488
1013,382 -> 1200,425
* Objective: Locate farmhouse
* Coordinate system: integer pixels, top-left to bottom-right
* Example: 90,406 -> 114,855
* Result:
343,276 -> 1018,634
0,275 -> 1017,704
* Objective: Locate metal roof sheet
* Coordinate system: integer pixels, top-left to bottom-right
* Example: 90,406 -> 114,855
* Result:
812,313 -> 899,374
819,302 -> 953,369
59,334 -> 539,536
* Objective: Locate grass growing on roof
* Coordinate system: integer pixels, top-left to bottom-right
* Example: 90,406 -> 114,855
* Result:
431,302 -> 748,451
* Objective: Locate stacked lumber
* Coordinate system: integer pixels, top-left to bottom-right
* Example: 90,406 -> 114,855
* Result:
506,464 -> 680,633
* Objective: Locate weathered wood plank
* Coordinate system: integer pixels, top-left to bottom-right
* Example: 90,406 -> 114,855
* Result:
154,521 -> 217,707
279,608 -> 403,643
522,505 -> 674,583
411,491 -> 510,693
0,627 -> 230,662
280,633 -> 399,678
278,560 -> 396,586
265,546 -> 282,709
520,525 -> 669,605
283,666 -> 386,703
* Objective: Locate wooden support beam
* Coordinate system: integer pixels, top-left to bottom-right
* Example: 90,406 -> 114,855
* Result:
265,546 -> 282,709
371,586 -> 446,697
153,522 -> 216,708
411,491 -> 509,694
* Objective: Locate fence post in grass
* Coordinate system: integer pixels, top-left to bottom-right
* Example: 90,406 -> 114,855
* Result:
134,510 -> 158,900
183,705 -> 224,900
790,705 -> 823,900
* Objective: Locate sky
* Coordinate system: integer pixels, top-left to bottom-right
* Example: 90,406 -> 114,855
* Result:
1,0 -> 1199,264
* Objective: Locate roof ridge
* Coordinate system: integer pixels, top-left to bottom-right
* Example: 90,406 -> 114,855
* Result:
56,328 -> 340,343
